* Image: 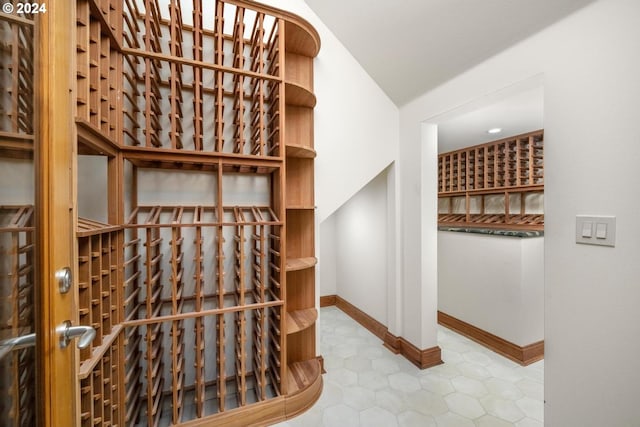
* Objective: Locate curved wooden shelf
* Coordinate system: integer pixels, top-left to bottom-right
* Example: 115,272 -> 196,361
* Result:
286,308 -> 317,335
177,359 -> 323,426
286,205 -> 315,212
182,396 -> 286,426
285,82 -> 316,108
286,205 -> 315,211
284,20 -> 321,57
286,144 -> 316,159
286,257 -> 317,272
231,0 -> 320,57
285,358 -> 323,418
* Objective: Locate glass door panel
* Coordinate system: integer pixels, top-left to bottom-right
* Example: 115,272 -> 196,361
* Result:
0,9 -> 37,427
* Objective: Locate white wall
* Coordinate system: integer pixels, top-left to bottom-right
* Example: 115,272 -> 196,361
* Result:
319,214 -> 337,296
259,0 -> 399,223
258,0 -> 400,331
401,0 -> 640,424
77,155 -> 108,222
438,232 -> 544,346
520,236 -> 544,345
333,169 -> 388,325
0,158 -> 33,205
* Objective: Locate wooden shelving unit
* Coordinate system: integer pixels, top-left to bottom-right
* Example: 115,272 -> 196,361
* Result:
283,26 -> 320,400
438,130 -> 544,230
0,11 -> 35,160
70,1 -> 322,426
0,10 -> 36,427
0,3 -> 320,425
0,206 -> 36,427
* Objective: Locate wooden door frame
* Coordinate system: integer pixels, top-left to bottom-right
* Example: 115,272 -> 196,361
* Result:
35,2 -> 78,426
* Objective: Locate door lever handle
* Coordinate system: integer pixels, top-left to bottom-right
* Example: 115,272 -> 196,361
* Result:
58,321 -> 96,350
0,333 -> 36,360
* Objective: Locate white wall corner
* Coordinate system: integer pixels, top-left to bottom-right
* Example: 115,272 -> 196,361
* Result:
386,162 -> 402,337
419,123 -> 439,349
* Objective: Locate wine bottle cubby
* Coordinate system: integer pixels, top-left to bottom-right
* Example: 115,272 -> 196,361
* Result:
0,206 -> 36,427
71,0 -> 321,425
0,9 -> 36,426
0,2 -> 318,423
438,130 -> 544,230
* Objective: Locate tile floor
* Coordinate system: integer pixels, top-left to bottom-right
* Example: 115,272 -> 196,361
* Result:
274,306 -> 544,427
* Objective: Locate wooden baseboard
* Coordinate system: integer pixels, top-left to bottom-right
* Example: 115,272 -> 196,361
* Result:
335,296 -> 387,340
324,295 -> 442,370
381,331 -> 443,369
438,311 -> 544,366
317,355 -> 326,374
319,295 -> 336,307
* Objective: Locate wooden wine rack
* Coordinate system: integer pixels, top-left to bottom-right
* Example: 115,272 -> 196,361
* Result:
71,1 -> 321,426
76,218 -> 123,427
118,204 -> 285,425
0,2 -> 319,424
438,130 -> 544,230
0,10 -> 35,159
0,206 -> 35,427
0,9 -> 36,427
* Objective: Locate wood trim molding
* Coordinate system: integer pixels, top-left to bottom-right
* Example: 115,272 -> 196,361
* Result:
381,332 -> 443,370
317,355 -> 326,374
335,296 -> 387,341
382,331 -> 401,354
438,311 -> 544,366
324,295 -> 442,370
319,295 -> 336,307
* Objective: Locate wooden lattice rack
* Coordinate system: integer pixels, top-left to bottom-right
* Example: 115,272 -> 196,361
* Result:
0,205 -> 35,427
0,7 -> 36,426
118,205 -> 284,425
0,10 -> 35,160
71,0 -> 321,426
438,130 -> 544,231
76,218 -> 123,427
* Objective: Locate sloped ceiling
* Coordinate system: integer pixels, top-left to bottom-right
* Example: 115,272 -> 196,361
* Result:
304,0 -> 596,106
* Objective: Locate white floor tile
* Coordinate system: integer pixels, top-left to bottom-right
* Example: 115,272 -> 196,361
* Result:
359,407 -> 399,427
397,410 -> 437,427
404,389 -> 450,417
419,372 -> 455,395
451,376 -> 489,398
374,389 -> 407,415
515,417 -> 544,427
321,404 -> 359,427
457,361 -> 492,380
476,414 -> 516,427
444,392 -> 486,419
372,357 -> 401,375
480,395 -> 526,423
433,412 -> 475,427
358,370 -> 390,391
516,397 -> 544,422
273,307 -> 544,427
342,386 -> 376,411
388,372 -> 422,393
485,378 -> 525,400
516,377 -> 544,400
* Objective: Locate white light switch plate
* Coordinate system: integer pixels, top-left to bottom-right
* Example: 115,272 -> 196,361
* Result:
576,215 -> 616,247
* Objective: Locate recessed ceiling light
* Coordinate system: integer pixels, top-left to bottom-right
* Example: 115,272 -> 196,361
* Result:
487,128 -> 502,134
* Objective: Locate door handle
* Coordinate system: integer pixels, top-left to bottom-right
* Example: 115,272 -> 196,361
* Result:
58,321 -> 96,350
0,333 -> 36,360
